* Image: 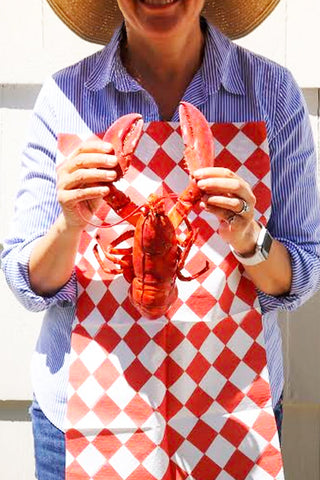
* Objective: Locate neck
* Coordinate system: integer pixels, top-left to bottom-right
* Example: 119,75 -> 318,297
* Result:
122,19 -> 204,87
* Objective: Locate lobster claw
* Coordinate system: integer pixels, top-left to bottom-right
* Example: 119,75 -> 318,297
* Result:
179,101 -> 214,175
168,102 -> 215,229
103,113 -> 144,177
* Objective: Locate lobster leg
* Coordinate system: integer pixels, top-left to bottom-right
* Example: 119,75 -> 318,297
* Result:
94,231 -> 134,281
176,217 -> 209,281
168,102 -> 215,229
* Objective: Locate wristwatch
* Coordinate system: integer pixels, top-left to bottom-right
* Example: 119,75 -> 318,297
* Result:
230,223 -> 273,266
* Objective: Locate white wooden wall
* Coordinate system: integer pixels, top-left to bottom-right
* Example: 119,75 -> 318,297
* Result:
0,0 -> 319,478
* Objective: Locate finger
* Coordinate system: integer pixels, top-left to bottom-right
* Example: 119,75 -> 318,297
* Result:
205,195 -> 253,216
57,185 -> 110,206
193,167 -> 236,180
61,153 -> 118,174
197,177 -> 256,206
58,168 -> 117,191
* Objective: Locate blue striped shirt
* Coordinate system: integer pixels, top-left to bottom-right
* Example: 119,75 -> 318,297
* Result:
2,20 -> 320,431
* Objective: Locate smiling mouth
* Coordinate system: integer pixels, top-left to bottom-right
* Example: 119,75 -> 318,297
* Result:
141,0 -> 178,6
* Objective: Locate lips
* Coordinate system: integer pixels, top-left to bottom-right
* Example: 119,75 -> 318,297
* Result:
141,0 -> 178,6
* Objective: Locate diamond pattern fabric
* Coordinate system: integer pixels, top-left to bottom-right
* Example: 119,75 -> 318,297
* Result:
57,121 -> 283,479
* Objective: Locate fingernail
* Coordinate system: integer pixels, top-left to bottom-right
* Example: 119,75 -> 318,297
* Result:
103,142 -> 113,152
197,180 -> 206,188
193,169 -> 203,178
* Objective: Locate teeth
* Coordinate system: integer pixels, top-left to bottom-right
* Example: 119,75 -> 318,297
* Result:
142,0 -> 176,5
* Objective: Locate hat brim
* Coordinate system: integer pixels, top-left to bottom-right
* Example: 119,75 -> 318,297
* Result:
47,0 -> 280,45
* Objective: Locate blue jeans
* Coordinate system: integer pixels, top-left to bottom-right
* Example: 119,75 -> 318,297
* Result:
29,398 -> 65,479
29,395 -> 284,479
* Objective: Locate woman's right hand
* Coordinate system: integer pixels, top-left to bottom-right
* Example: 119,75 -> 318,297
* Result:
56,140 -> 118,229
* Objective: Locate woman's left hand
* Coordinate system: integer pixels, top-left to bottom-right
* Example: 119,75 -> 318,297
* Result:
193,167 -> 261,256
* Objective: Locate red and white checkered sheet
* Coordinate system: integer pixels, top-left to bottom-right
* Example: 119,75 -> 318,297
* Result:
58,121 -> 284,479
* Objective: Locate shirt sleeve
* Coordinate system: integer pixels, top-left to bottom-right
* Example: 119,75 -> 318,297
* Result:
258,68 -> 320,313
1,78 -> 77,312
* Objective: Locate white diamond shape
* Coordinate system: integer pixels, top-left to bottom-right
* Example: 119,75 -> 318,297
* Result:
77,444 -> 106,477
108,307 -> 135,337
199,332 -> 225,364
206,435 -> 236,467
76,410 -> 104,431
170,339 -> 197,370
108,411 -> 137,444
199,366 -> 227,398
227,131 -> 257,162
80,341 -> 106,374
108,275 -> 131,304
138,340 -> 166,374
165,165 -> 189,193
238,429 -> 268,462
168,406 -> 198,437
169,373 -> 197,404
139,376 -> 166,409
227,328 -> 254,359
81,310 -> 106,338
109,340 -> 135,373
76,376 -> 104,409
131,166 -> 161,197
135,132 -> 159,162
229,362 -> 257,392
142,447 -> 169,480
141,411 -> 166,444
109,445 -> 140,478
173,440 -> 203,472
107,375 -> 136,409
200,403 -> 228,432
162,130 -> 184,162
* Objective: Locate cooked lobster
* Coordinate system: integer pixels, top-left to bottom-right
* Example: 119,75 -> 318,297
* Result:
94,102 -> 215,319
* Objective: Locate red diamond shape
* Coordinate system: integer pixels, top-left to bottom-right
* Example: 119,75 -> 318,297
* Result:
212,123 -> 240,147
220,416 -> 248,447
95,323 -> 122,353
153,322 -> 185,354
186,352 -> 211,383
184,249 -> 212,283
66,459 -> 90,478
214,148 -> 242,173
95,358 -> 120,390
241,122 -> 266,146
186,285 -> 217,318
192,455 -> 222,480
96,290 -> 119,320
253,181 -> 271,214
235,276 -> 256,307
127,464 -> 157,480
244,148 -> 270,180
247,376 -> 270,407
95,463 -> 123,480
77,290 -> 95,322
146,122 -> 175,144
125,358 -> 152,391
225,450 -> 254,480
216,381 -> 245,413
191,217 -> 215,248
187,323 -> 211,350
240,310 -> 262,339
213,316 -> 238,345
161,425 -> 185,457
158,391 -> 183,421
219,252 -> 239,277
121,296 -> 141,321
94,394 -> 121,423
125,155 -> 147,183
71,324 -> 92,355
243,342 -> 266,374
218,283 -> 234,314
66,393 -> 90,424
65,429 -> 90,457
155,356 -> 184,388
148,148 -> 176,180
256,444 -> 283,477
124,394 -> 154,426
69,359 -> 90,390
124,324 -> 151,356
125,429 -> 157,462
78,230 -> 93,255
213,348 -> 241,379
185,386 -> 213,417
252,410 -> 277,442
187,420 -> 217,453
92,429 -> 122,459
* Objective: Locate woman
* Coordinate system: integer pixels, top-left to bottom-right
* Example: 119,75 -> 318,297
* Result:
2,0 -> 320,478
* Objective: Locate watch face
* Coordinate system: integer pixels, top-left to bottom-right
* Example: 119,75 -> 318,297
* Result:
261,229 -> 273,258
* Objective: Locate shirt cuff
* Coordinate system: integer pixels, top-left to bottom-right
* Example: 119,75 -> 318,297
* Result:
258,237 -> 320,314
3,236 -> 77,312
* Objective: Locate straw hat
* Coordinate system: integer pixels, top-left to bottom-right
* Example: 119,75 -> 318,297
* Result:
46,0 -> 280,44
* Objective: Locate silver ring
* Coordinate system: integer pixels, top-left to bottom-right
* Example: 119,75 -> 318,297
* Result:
237,199 -> 250,215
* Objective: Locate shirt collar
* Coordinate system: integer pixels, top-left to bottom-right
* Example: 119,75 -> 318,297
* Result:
85,19 -> 245,96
